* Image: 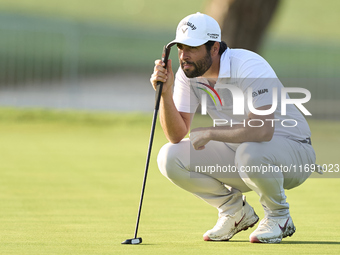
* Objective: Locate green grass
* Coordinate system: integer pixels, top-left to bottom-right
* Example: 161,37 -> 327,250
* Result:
262,38 -> 340,78
0,13 -> 178,83
0,108 -> 339,254
0,0 -> 339,83
269,0 -> 340,42
0,0 -> 207,30
0,0 -> 339,42
1,14 -> 339,84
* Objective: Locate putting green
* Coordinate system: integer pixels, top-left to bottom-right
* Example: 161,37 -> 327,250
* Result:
0,108 -> 339,254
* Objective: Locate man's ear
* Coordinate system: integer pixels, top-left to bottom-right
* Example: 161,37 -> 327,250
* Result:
211,41 -> 220,57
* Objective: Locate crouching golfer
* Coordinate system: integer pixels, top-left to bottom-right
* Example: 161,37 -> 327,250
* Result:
150,12 -> 316,243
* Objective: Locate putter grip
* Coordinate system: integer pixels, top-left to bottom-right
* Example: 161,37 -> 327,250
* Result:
154,45 -> 171,110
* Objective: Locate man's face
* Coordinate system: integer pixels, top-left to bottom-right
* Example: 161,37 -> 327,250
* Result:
177,43 -> 212,78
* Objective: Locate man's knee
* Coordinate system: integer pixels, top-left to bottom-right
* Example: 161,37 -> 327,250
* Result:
157,140 -> 189,180
157,142 -> 176,177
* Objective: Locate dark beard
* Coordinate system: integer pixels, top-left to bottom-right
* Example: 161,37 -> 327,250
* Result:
181,52 -> 213,78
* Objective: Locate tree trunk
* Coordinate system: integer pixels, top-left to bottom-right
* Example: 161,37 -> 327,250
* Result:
205,0 -> 280,53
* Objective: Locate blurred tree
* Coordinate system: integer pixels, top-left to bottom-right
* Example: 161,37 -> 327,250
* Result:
205,0 -> 280,53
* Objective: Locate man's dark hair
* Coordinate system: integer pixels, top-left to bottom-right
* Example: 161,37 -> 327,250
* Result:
205,40 -> 228,55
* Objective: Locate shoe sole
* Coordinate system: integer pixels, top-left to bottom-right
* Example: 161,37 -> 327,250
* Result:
204,216 -> 259,241
249,227 -> 296,244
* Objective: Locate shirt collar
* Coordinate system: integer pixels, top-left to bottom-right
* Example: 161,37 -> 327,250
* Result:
218,47 -> 230,78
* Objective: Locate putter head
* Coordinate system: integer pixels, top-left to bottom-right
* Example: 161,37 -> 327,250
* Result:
121,237 -> 142,245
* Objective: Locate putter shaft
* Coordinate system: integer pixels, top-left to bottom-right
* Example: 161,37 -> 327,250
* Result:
124,46 -> 171,244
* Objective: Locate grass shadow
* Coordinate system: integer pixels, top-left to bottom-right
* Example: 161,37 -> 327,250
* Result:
228,240 -> 340,245
282,241 -> 340,245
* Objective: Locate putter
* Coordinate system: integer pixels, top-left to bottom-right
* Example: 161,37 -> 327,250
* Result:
122,45 -> 171,245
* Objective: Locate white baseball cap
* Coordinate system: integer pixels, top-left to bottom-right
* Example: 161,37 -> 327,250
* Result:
167,12 -> 221,48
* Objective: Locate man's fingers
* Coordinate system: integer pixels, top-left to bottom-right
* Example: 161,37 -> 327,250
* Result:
150,58 -> 174,94
151,59 -> 168,85
190,130 -> 208,150
154,59 -> 164,66
154,59 -> 167,69
155,67 -> 167,77
151,70 -> 167,82
154,64 -> 166,73
150,72 -> 167,88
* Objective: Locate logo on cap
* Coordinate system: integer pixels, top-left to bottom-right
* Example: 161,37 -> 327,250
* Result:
179,20 -> 197,31
207,33 -> 219,39
181,27 -> 188,33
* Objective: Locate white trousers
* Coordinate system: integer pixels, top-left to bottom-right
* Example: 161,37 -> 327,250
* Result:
157,137 -> 316,218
